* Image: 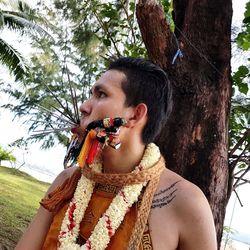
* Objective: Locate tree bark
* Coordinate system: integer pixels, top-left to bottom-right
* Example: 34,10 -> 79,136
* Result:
136,0 -> 232,247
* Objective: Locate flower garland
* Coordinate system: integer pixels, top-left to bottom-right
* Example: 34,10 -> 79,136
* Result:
58,143 -> 160,250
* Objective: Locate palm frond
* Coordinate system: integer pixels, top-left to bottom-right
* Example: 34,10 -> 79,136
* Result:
0,0 -> 7,6
2,0 -> 34,15
0,37 -> 28,80
2,12 -> 51,37
3,9 -> 27,17
17,0 -> 34,15
0,11 -> 3,29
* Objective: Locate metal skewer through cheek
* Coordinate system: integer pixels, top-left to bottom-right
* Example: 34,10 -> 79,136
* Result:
63,117 -> 127,168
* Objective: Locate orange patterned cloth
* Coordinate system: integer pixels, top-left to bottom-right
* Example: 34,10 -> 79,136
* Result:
42,183 -> 153,250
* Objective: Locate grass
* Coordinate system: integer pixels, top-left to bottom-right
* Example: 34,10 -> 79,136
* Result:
0,166 -> 49,250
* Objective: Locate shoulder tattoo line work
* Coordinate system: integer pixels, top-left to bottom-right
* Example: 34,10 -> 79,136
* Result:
151,181 -> 181,209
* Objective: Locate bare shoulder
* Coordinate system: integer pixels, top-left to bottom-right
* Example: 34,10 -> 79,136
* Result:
155,168 -> 217,250
55,165 -> 78,182
156,168 -> 211,210
45,166 -> 79,195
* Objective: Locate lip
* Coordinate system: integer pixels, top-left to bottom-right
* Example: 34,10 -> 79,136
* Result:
80,118 -> 87,124
80,116 -> 88,128
80,115 -> 96,131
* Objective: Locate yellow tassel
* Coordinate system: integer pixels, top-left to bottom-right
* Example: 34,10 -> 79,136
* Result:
77,129 -> 97,168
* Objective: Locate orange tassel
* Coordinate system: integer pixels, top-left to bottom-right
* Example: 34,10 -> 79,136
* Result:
86,140 -> 101,165
40,168 -> 81,212
77,129 -> 97,168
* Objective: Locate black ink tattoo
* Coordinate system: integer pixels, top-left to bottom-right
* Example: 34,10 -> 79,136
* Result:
154,181 -> 180,197
151,181 -> 180,209
151,196 -> 176,209
152,189 -> 177,204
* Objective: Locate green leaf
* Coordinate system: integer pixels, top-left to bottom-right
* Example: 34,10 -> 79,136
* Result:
244,2 -> 250,20
243,16 -> 250,24
236,32 -> 250,50
232,66 -> 249,93
129,2 -> 135,12
159,0 -> 171,14
238,163 -> 247,169
238,82 -> 249,95
103,38 -> 111,47
100,8 -> 117,19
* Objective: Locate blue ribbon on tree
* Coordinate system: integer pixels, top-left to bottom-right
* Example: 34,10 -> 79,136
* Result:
172,48 -> 183,64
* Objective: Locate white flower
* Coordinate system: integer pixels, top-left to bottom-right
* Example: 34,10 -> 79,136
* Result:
58,143 -> 160,250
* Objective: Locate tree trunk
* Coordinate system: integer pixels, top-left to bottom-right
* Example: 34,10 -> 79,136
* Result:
136,0 -> 232,248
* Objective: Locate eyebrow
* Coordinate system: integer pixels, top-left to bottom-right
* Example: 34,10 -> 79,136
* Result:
90,84 -> 108,94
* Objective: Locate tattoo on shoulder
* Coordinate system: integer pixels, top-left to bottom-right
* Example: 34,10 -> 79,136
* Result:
151,181 -> 181,209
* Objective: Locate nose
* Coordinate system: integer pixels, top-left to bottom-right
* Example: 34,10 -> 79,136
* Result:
80,98 -> 92,117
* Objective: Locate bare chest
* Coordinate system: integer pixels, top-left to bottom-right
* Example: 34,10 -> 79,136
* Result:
147,208 -> 179,250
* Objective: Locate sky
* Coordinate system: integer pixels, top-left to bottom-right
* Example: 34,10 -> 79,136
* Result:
0,0 -> 249,249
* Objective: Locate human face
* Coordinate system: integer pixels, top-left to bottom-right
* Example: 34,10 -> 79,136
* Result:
79,70 -> 133,131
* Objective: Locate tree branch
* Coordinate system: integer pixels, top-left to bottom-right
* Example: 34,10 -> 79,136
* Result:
234,168 -> 246,176
229,128 -> 250,158
235,179 -> 250,188
233,164 -> 250,190
230,143 -> 249,172
136,0 -> 177,69
120,0 -> 136,44
233,189 -> 243,207
91,8 -> 121,57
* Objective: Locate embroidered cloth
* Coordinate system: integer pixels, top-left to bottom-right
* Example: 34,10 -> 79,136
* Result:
42,184 -> 153,249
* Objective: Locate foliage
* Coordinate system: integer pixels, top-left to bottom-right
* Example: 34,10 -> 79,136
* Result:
0,166 -> 49,249
236,1 -> 250,50
0,0 -> 249,190
229,1 -> 250,192
0,146 -> 16,163
0,0 -> 51,80
1,0 -> 147,149
232,66 -> 249,95
53,0 -> 147,58
0,37 -> 27,81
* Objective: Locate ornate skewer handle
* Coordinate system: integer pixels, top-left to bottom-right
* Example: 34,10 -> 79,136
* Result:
63,117 -> 127,168
86,117 -> 127,131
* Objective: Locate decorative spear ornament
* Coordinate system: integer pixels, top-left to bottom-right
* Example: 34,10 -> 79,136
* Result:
63,117 -> 127,168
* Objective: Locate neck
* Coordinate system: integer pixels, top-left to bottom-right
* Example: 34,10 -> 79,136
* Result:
102,139 -> 146,174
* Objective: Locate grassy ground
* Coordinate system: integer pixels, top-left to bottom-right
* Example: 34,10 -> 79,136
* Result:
0,166 -> 49,250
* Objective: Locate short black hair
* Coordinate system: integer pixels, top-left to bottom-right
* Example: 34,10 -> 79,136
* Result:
108,57 -> 172,144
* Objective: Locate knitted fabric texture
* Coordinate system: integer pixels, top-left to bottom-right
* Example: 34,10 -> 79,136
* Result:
40,168 -> 81,212
81,156 -> 165,249
82,157 -> 165,186
128,159 -> 164,249
41,156 -> 165,249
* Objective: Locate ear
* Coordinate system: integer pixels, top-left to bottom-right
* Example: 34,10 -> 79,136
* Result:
127,103 -> 148,128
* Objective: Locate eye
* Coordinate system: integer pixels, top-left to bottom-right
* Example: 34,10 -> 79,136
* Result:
97,90 -> 107,98
99,91 -> 107,98
90,87 -> 107,99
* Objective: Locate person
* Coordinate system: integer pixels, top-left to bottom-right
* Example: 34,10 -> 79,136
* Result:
16,57 -> 217,250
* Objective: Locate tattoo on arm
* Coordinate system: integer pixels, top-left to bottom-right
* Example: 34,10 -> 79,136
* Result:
151,181 -> 180,209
